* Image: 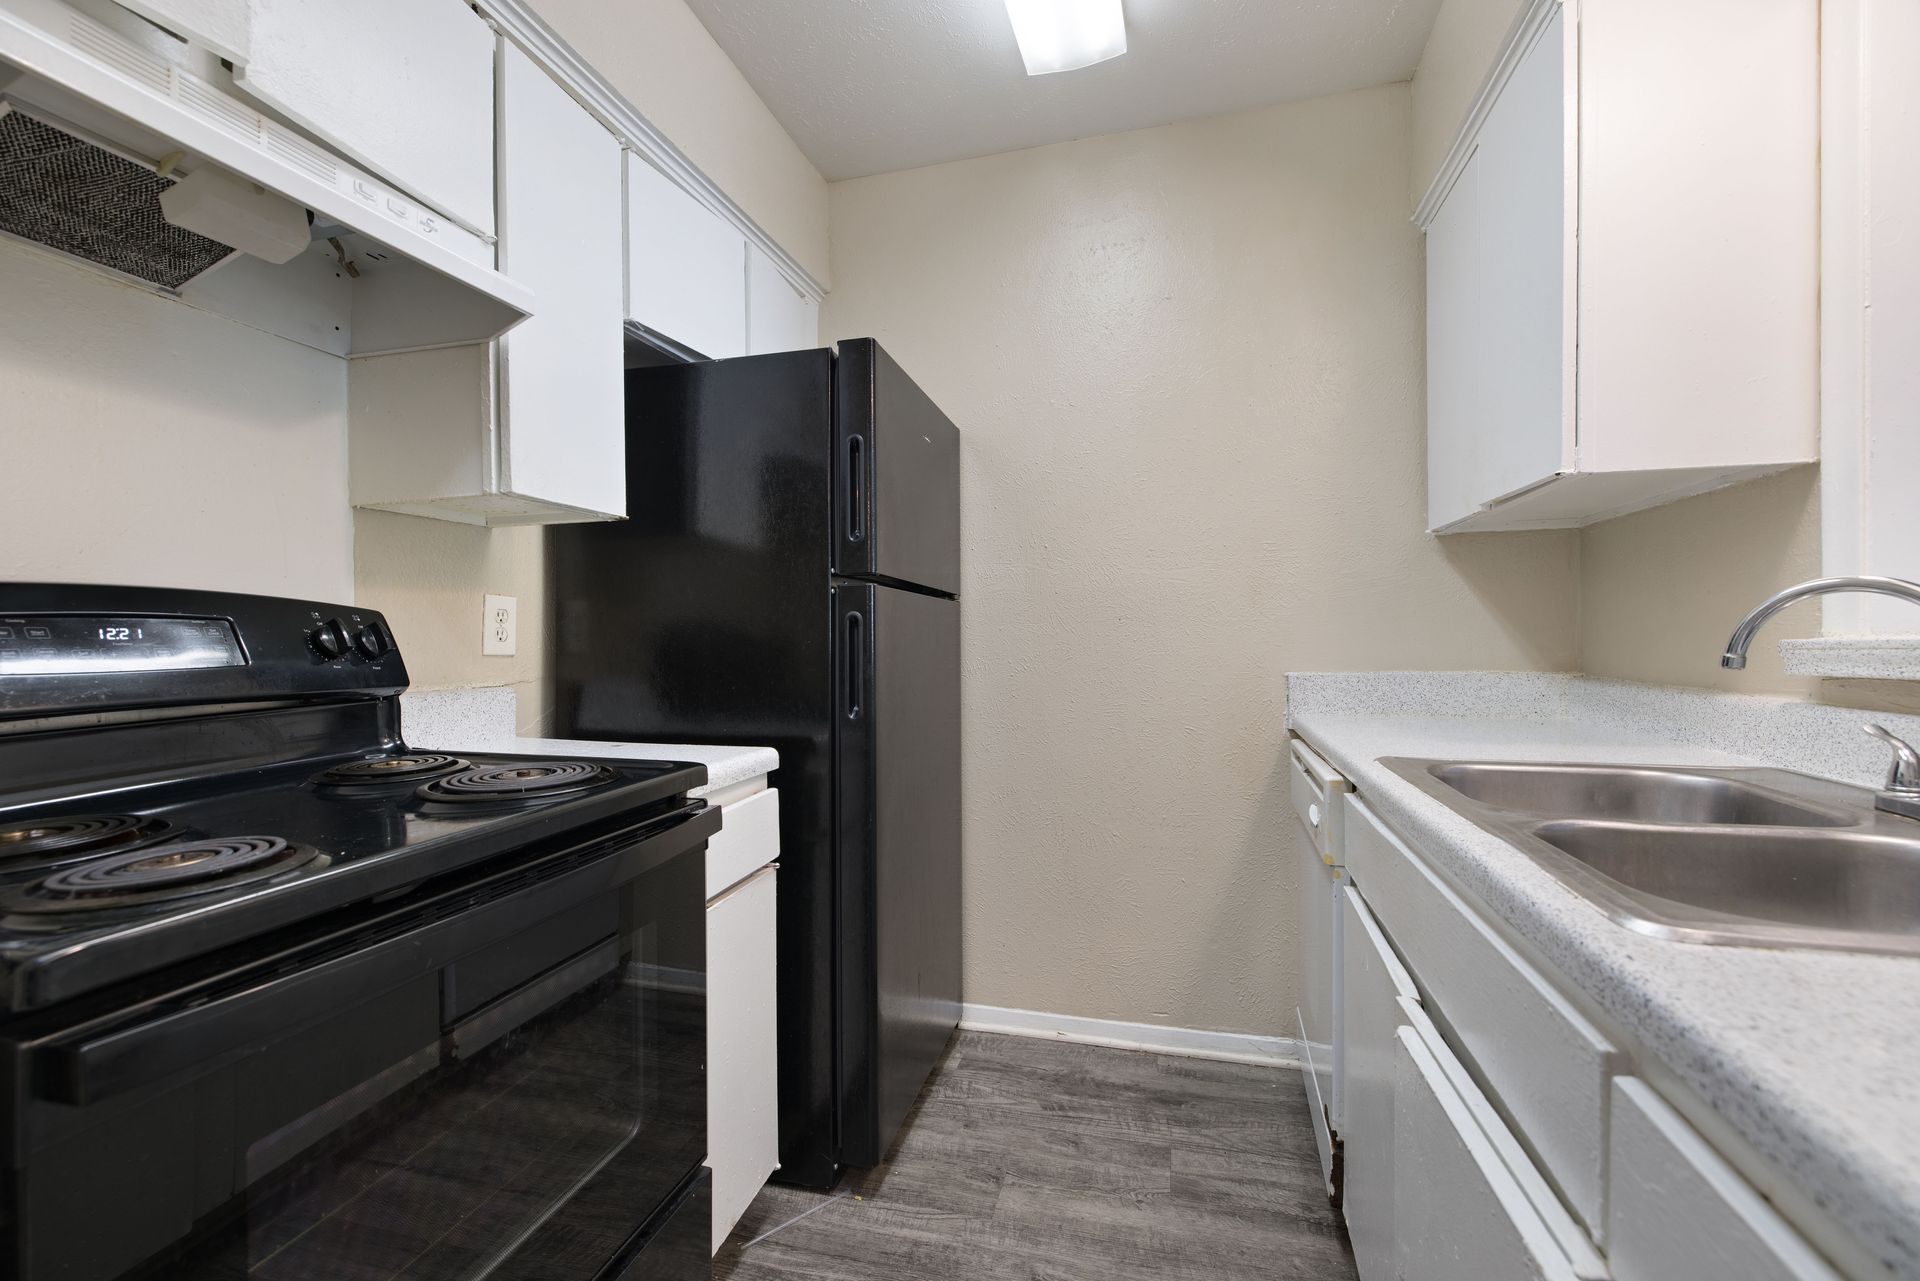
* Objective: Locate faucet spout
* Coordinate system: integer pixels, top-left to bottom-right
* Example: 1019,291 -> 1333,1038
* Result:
1720,576 -> 1920,669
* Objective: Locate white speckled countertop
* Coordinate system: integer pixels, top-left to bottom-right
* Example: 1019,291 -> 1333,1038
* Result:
1287,673 -> 1920,1281
399,687 -> 777,800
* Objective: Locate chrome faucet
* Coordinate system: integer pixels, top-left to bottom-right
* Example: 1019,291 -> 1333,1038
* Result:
1864,724 -> 1920,822
1719,576 -> 1920,670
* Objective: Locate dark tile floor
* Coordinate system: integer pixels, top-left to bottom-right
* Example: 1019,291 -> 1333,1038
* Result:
715,1031 -> 1359,1281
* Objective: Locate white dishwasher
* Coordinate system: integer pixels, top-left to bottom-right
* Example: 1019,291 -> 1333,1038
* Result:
1289,735 -> 1353,1203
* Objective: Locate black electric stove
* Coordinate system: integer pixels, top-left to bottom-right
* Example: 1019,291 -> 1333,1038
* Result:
0,584 -> 717,1281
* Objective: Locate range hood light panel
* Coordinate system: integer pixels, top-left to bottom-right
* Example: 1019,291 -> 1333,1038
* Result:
1003,0 -> 1128,76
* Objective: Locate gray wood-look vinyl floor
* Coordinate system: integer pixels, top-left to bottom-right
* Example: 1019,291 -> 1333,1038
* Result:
715,1031 -> 1358,1281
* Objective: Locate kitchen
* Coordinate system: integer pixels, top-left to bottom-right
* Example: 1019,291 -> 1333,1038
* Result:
1,0 -> 1916,1277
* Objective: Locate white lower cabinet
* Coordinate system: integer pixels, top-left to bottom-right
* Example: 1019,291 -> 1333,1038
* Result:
1392,1025 -> 1581,1281
1313,772 -> 1852,1281
1340,886 -> 1417,1281
705,837 -> 779,1252
1345,794 -> 1619,1234
1608,1079 -> 1841,1281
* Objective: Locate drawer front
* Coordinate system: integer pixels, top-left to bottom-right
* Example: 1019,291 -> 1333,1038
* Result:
1344,795 -> 1622,1235
705,788 -> 780,901
1289,737 -> 1352,863
1393,1024 -> 1581,1281
1608,1079 -> 1841,1281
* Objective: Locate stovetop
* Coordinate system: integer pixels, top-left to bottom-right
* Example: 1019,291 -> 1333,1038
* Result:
0,745 -> 706,1013
0,584 -> 716,1017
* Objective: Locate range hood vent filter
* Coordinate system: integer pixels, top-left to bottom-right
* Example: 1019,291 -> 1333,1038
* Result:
0,104 -> 234,288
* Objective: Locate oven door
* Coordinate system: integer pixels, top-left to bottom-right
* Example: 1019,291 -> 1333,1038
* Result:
2,803 -> 716,1281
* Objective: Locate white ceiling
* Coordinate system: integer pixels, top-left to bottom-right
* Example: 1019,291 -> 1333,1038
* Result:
681,0 -> 1446,180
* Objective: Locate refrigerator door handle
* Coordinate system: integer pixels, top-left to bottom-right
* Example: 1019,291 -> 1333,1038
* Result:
845,434 -> 866,543
844,609 -> 865,720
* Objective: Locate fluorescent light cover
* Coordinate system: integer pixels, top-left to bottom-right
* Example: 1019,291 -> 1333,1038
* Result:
1003,0 -> 1127,76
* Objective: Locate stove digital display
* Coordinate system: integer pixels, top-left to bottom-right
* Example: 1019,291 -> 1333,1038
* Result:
0,615 -> 244,675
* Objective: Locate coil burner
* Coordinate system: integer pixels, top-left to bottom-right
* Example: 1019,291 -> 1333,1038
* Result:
7,836 -> 327,914
415,761 -> 618,806
314,755 -> 468,787
0,815 -> 172,873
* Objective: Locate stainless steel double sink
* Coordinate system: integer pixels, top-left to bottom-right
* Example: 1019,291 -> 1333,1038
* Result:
1382,759 -> 1920,956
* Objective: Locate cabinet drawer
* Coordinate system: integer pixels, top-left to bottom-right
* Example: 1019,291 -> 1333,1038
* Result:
1289,737 -> 1352,864
705,788 -> 780,901
1344,795 -> 1622,1235
1608,1079 -> 1841,1281
1393,1023 -> 1584,1281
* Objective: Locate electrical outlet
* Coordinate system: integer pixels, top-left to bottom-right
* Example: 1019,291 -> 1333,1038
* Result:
483,594 -> 517,656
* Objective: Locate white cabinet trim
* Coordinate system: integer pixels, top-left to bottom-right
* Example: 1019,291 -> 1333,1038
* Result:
1818,0 -> 1920,638
1413,0 -> 1563,230
472,0 -> 825,305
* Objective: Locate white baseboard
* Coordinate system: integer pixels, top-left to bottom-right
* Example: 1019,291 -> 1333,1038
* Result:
958,1003 -> 1306,1069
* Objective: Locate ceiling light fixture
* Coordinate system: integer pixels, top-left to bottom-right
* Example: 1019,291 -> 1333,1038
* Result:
1003,0 -> 1128,76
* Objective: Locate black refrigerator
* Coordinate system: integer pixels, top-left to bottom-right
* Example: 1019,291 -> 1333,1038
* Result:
549,338 -> 962,1190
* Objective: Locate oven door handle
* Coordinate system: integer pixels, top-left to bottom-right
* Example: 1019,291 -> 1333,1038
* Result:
32,803 -> 716,1106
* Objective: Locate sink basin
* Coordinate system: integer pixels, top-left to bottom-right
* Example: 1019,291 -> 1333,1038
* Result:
1534,822 -> 1920,942
1382,758 -> 1920,956
1427,762 -> 1852,827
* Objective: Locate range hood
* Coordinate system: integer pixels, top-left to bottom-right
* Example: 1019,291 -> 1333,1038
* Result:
0,0 -> 532,354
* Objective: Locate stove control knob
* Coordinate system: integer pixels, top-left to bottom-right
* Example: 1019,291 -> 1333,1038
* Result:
352,621 -> 391,660
311,619 -> 349,660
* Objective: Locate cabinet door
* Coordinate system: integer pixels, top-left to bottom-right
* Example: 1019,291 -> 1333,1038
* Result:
497,42 -> 626,519
747,245 -> 819,354
1424,7 -> 1568,531
1339,886 -> 1417,1281
626,154 -> 748,360
1392,1025 -> 1580,1281
115,0 -> 251,62
1608,1079 -> 1841,1281
233,0 -> 496,235
707,865 -> 779,1254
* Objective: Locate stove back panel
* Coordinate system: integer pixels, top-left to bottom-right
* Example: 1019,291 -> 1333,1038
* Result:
0,583 -> 406,721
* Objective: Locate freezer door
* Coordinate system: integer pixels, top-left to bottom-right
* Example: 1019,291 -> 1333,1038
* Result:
834,582 -> 962,1168
834,339 -> 961,595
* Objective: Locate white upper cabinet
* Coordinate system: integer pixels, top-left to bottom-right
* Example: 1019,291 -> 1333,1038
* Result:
226,0 -> 498,236
747,244 -> 820,355
496,41 -> 625,518
1418,0 -> 1818,533
349,41 -> 625,525
626,153 -> 748,360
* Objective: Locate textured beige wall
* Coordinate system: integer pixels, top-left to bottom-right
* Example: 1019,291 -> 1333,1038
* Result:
527,0 -> 831,284
352,513 -> 553,734
824,84 -> 1579,1037
1580,469 -> 1821,697
0,240 -> 352,600
1578,469 -> 1920,716
1409,0 -> 1529,203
